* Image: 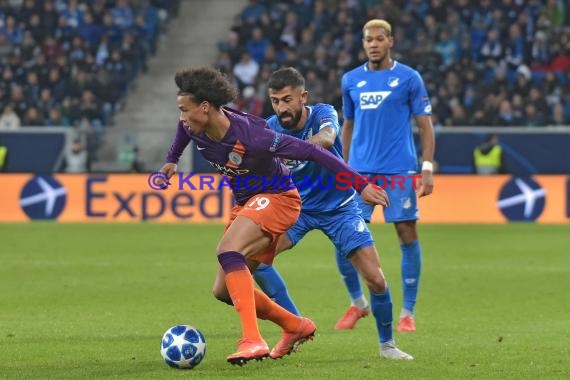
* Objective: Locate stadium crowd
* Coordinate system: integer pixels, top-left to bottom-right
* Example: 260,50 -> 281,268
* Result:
0,0 -> 180,130
216,0 -> 570,127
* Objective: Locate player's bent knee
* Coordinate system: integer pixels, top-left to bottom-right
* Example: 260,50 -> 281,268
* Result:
212,286 -> 232,305
364,274 -> 387,294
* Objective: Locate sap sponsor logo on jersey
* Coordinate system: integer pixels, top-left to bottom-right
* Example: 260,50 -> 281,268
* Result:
359,91 -> 392,110
19,176 -> 67,220
497,177 -> 546,222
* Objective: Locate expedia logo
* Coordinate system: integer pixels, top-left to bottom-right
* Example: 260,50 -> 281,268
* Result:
359,91 -> 392,110
19,176 -> 67,220
497,177 -> 545,222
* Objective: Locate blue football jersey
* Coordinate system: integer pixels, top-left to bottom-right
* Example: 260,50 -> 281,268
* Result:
267,103 -> 355,212
341,61 -> 432,174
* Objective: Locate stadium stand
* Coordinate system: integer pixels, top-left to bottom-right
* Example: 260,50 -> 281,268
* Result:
217,0 -> 570,127
0,0 -> 181,156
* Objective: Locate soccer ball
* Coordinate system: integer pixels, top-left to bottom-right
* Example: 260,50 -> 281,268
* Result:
160,325 -> 206,369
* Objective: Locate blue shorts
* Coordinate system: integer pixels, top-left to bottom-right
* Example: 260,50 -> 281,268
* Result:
356,173 -> 420,223
286,199 -> 374,259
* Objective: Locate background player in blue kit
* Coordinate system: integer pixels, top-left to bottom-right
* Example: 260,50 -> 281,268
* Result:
255,67 -> 412,360
341,19 -> 436,332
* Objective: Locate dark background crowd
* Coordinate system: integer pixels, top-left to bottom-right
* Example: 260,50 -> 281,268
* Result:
0,0 -> 180,131
216,0 -> 570,127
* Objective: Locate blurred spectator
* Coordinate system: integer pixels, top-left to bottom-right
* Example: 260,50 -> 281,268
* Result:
550,102 -> 568,125
60,96 -> 81,126
61,138 -> 89,173
1,16 -> 23,46
434,30 -> 459,68
541,0 -> 566,27
523,103 -> 547,127
0,0 -> 176,136
235,86 -> 263,116
494,99 -> 523,126
473,134 -> 506,174
233,51 -> 259,89
22,106 -> 43,126
61,0 -> 84,29
246,27 -> 270,64
0,35 -> 13,61
37,88 -> 56,117
42,0 -> 60,32
131,145 -> 145,173
77,11 -> 103,49
0,144 -> 7,171
241,0 -> 266,25
0,104 -> 21,129
79,89 -> 103,128
111,0 -> 134,31
224,0 -> 569,125
42,36 -> 64,64
531,30 -> 551,68
44,107 -> 69,127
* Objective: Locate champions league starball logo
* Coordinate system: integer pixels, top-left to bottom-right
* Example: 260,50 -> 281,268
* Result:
19,176 -> 67,220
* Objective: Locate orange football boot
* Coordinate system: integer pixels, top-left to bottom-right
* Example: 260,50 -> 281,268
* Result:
270,317 -> 316,359
226,338 -> 270,365
334,306 -> 369,330
396,315 -> 416,332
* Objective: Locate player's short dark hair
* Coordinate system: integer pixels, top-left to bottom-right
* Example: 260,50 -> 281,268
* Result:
174,66 -> 237,108
267,67 -> 305,91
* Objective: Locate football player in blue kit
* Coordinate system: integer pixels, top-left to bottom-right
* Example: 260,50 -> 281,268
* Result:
254,67 -> 412,360
341,19 -> 435,332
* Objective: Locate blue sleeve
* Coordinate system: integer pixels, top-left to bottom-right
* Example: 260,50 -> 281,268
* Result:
341,74 -> 355,120
315,105 -> 340,134
408,70 -> 432,116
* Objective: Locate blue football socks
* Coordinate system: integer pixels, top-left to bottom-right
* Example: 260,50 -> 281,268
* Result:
253,264 -> 300,316
370,288 -> 393,343
335,248 -> 366,307
400,240 -> 422,314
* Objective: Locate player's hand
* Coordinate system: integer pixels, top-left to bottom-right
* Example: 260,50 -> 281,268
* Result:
417,170 -> 434,197
156,163 -> 177,189
360,183 -> 389,207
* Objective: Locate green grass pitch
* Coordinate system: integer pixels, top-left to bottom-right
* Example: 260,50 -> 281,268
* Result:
1,223 -> 569,379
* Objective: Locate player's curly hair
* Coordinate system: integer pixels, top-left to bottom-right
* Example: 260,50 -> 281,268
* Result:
267,67 -> 305,91
174,66 -> 237,108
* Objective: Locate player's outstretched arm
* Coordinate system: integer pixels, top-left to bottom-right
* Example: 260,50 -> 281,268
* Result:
165,121 -> 192,165
272,132 -> 388,206
159,121 -> 191,188
308,126 -> 336,149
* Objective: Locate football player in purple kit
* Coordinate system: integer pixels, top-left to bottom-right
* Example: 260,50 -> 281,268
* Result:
158,66 -> 389,365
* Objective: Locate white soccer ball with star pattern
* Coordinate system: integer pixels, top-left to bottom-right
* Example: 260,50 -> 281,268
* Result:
160,324 -> 206,369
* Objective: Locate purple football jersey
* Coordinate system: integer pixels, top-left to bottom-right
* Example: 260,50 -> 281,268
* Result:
166,108 -> 367,204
